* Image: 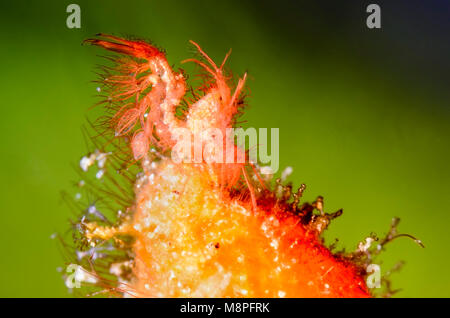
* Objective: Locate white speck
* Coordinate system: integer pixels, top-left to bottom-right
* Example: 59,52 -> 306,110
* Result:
80,150 -> 109,172
88,205 -> 96,214
324,283 -> 330,289
80,156 -> 94,172
75,193 -> 81,200
65,265 -> 98,288
50,233 -> 57,239
241,289 -> 248,295
145,284 -> 150,290
96,87 -> 101,92
281,166 -> 293,181
358,237 -> 375,252
143,217 -> 151,227
74,267 -> 98,284
96,169 -> 105,179
260,166 -> 273,175
110,263 -> 123,276
270,239 -> 279,250
261,223 -> 268,232
278,290 -> 286,298
96,152 -> 108,168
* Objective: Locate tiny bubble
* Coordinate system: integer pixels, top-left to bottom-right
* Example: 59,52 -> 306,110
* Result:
96,169 -> 105,179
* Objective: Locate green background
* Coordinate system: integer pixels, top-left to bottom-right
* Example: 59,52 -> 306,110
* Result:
0,0 -> 448,297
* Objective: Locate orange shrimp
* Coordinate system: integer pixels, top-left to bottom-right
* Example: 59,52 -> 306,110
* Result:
76,35 -> 375,298
86,34 -> 248,187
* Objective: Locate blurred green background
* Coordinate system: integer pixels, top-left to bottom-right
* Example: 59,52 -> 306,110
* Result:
0,0 -> 448,297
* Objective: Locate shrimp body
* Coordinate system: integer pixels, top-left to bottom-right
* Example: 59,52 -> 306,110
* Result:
86,35 -> 244,165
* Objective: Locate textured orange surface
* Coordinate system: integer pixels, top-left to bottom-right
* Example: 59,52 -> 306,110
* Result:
129,162 -> 369,297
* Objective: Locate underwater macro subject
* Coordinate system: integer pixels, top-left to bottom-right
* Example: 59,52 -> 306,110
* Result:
65,34 -> 423,298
